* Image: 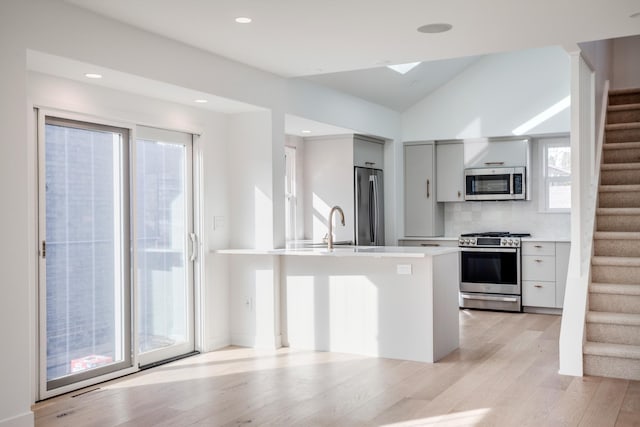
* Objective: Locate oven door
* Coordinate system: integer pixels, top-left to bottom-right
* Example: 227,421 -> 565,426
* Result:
460,247 -> 521,295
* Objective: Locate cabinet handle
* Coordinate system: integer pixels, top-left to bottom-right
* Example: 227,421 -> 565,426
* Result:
426,179 -> 430,198
535,259 -> 543,263
484,161 -> 505,166
458,190 -> 461,198
534,245 -> 543,248
421,243 -> 440,247
534,284 -> 543,288
364,161 -> 376,166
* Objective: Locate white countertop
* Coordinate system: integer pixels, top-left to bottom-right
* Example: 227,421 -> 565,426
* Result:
400,236 -> 571,243
216,245 -> 459,258
399,237 -> 458,241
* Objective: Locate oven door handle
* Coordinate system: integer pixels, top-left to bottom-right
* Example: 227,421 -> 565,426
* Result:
459,247 -> 518,253
461,294 -> 519,303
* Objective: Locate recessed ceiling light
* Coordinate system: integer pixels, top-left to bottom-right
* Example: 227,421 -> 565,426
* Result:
301,130 -> 312,134
417,23 -> 453,34
194,99 -> 208,103
387,62 -> 421,75
235,17 -> 252,24
630,11 -> 640,18
84,73 -> 102,79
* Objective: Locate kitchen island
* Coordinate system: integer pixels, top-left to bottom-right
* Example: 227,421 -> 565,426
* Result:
217,246 -> 460,363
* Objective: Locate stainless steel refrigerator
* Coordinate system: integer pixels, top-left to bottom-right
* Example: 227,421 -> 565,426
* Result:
354,167 -> 384,246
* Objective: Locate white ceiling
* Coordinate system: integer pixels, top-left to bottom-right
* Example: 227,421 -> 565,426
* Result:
65,0 -> 640,79
302,55 -> 482,111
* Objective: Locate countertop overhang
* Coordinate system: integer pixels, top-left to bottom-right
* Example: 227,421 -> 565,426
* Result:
216,245 -> 459,258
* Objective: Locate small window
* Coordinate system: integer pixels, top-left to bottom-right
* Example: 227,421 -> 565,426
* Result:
540,137 -> 571,212
284,145 -> 297,241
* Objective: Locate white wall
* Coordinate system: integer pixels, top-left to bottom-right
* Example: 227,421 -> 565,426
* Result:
0,10 -> 32,426
612,35 -> 640,89
579,39 -> 613,131
402,46 -> 571,141
303,136 -> 355,243
228,112 -> 275,249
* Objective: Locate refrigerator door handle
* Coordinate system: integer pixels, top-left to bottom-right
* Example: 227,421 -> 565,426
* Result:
371,174 -> 380,245
369,176 -> 375,244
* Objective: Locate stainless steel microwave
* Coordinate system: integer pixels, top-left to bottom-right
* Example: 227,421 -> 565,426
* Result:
464,167 -> 527,201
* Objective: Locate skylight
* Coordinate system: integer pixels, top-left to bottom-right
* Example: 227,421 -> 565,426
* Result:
386,62 -> 421,75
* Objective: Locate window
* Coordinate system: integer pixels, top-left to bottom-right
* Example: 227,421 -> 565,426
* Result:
284,145 -> 297,241
540,137 -> 571,212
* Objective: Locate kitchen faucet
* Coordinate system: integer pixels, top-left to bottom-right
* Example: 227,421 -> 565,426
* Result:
328,205 -> 345,250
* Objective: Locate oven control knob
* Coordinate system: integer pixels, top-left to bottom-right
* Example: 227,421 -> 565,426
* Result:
470,239 -> 476,244
507,239 -> 513,245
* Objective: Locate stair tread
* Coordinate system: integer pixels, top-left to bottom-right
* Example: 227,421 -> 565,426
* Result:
594,231 -> 640,240
610,88 -> 640,96
603,141 -> 640,150
590,282 -> 640,295
592,256 -> 640,267
584,341 -> 640,359
608,103 -> 640,112
599,184 -> 640,192
606,123 -> 640,131
587,311 -> 640,325
597,207 -> 640,214
601,162 -> 640,170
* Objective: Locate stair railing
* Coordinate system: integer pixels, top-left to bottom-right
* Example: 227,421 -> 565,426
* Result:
559,50 -> 609,376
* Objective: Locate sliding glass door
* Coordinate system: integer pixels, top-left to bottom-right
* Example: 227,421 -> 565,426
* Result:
135,127 -> 195,367
39,116 -> 132,393
39,117 -> 196,397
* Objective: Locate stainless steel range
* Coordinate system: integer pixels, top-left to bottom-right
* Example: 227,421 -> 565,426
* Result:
458,232 -> 530,312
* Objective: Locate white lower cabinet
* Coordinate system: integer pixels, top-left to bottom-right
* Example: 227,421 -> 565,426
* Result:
522,281 -> 556,308
521,241 -> 569,310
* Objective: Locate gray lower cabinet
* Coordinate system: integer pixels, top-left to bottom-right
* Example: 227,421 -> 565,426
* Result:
522,241 -> 570,310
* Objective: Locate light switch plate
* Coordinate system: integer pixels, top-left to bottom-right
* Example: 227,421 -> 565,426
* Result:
397,264 -> 412,275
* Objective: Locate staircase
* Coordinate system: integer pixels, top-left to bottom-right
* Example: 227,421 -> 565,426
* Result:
584,88 -> 640,380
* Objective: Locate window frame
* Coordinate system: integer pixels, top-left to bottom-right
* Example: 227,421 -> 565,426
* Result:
539,137 -> 571,213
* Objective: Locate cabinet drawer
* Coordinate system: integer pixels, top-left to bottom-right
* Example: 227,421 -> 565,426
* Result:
522,241 -> 555,256
523,281 -> 556,307
522,255 -> 555,281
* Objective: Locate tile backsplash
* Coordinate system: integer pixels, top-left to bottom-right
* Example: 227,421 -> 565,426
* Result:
444,201 -> 571,239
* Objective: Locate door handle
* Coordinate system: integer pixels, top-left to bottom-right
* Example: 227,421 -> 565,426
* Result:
461,294 -> 518,303
189,233 -> 198,262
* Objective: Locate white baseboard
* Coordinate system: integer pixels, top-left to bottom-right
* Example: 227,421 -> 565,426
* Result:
523,306 -> 563,315
203,336 -> 231,352
0,411 -> 34,427
231,333 -> 282,349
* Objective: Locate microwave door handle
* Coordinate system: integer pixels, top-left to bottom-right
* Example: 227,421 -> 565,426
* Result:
510,173 -> 515,195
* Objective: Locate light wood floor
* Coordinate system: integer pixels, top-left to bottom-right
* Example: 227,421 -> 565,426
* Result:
33,310 -> 640,426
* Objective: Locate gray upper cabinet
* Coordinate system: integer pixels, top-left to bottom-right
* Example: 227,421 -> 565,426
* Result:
404,142 -> 444,237
353,136 -> 384,169
463,138 -> 531,168
436,142 -> 464,202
